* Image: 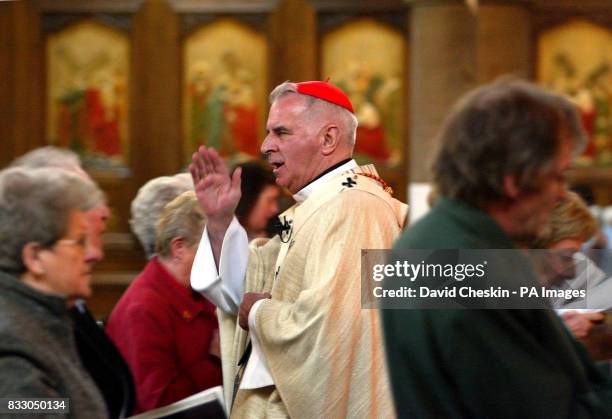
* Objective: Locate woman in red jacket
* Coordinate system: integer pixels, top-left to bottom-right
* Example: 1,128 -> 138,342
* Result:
106,191 -> 221,413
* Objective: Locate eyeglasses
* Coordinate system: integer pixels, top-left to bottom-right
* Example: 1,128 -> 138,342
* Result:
54,236 -> 89,250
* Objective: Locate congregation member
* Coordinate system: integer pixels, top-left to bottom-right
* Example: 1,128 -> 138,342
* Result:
11,146 -> 135,418
533,191 -> 599,287
107,191 -> 222,413
11,147 -> 110,265
0,167 -> 107,417
190,81 -> 407,417
383,79 -> 612,417
533,191 -> 606,338
130,173 -> 193,259
234,160 -> 282,241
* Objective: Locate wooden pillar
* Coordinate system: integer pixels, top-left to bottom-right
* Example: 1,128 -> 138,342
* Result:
131,0 -> 181,186
0,3 -> 14,167
268,0 -> 317,86
406,0 -> 532,221
0,0 -> 44,167
476,3 -> 532,83
409,0 -> 478,183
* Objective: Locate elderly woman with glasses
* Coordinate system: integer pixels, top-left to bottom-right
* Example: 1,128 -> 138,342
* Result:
0,167 -> 107,417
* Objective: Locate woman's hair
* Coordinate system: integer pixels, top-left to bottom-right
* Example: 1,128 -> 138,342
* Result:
234,161 -> 277,227
0,167 -> 102,274
155,191 -> 206,258
533,191 -> 598,248
130,173 -> 193,259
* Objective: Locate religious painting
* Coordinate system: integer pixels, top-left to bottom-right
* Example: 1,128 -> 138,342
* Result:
538,20 -> 612,166
322,18 -> 405,167
46,20 -> 129,170
183,18 -> 268,164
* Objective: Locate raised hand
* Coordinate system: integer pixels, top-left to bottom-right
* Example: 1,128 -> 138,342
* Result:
189,146 -> 242,266
189,146 -> 242,223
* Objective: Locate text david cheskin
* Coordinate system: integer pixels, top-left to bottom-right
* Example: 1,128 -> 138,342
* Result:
372,261 -> 487,282
369,260 -> 587,303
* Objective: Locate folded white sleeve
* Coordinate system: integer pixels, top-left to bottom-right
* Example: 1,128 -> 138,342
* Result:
190,217 -> 249,315
190,218 -> 274,388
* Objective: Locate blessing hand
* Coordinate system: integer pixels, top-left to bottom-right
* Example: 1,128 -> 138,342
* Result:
189,145 -> 242,225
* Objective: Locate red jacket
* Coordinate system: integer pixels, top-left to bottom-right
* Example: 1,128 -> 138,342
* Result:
106,257 -> 222,413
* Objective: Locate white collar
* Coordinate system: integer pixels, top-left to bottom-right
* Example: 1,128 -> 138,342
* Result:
292,160 -> 358,203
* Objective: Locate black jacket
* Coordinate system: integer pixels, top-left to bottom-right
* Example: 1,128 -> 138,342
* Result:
71,300 -> 135,418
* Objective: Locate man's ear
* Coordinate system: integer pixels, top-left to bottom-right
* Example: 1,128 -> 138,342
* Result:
22,242 -> 45,276
503,174 -> 521,199
320,125 -> 340,156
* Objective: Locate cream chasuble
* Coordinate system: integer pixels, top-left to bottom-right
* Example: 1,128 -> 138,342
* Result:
218,164 -> 407,419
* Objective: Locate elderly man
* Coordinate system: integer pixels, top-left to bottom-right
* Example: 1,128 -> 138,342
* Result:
190,81 -> 407,418
10,146 -> 134,418
383,79 -> 612,418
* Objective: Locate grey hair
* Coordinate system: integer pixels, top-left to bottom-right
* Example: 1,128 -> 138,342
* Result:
155,191 -> 206,259
130,173 -> 193,259
11,146 -> 82,170
0,167 -> 103,274
269,81 -> 358,146
11,146 -> 106,207
432,77 -> 586,207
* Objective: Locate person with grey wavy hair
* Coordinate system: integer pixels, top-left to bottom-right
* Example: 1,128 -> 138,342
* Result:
10,146 -> 109,264
0,167 -> 102,275
9,147 -> 136,417
0,166 -> 107,417
130,173 -> 193,259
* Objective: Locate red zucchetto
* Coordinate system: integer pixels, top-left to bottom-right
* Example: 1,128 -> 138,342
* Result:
296,81 -> 354,114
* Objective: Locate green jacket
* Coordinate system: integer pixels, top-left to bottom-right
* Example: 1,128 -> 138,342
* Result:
382,198 -> 612,418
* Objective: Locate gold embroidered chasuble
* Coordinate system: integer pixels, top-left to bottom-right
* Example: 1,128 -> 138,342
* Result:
218,165 -> 408,418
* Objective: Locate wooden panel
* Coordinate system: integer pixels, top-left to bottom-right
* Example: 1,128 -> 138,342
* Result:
534,0 -> 612,29
268,0 -> 317,86
89,282 -> 131,319
409,3 -> 477,183
568,167 -> 612,185
168,0 -> 278,13
476,4 -> 531,83
567,167 -> 612,206
12,1 -> 45,158
131,0 -> 182,188
36,0 -> 145,13
96,229 -> 145,272
0,4 -> 14,167
310,0 -> 407,13
535,0 -> 612,13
